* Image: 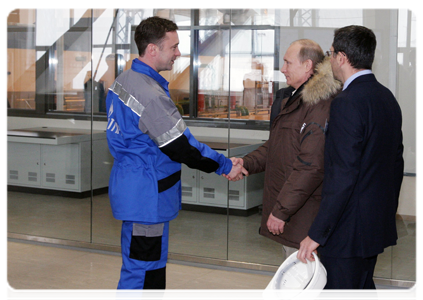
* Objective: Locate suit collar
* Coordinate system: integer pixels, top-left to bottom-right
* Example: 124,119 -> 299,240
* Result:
343,70 -> 373,90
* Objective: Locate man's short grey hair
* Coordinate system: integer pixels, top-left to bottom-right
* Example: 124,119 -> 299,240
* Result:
292,39 -> 325,71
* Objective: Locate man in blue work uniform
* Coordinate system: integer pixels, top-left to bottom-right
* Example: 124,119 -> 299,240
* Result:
106,16 -> 245,289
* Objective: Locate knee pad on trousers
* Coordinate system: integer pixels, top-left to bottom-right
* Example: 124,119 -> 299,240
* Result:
118,221 -> 169,289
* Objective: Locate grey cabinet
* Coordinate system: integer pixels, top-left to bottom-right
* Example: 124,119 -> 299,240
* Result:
41,143 -> 81,191
8,142 -> 41,187
180,138 -> 265,210
181,166 -> 198,204
181,165 -> 264,210
7,128 -> 112,193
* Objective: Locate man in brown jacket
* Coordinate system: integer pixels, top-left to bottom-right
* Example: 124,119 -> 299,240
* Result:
230,39 -> 341,259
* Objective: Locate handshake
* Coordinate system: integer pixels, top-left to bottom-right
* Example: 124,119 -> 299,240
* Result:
222,157 -> 249,182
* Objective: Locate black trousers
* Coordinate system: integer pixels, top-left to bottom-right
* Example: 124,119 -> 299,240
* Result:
320,255 -> 378,289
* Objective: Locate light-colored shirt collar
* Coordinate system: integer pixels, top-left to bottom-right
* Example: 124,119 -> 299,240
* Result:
343,69 -> 373,90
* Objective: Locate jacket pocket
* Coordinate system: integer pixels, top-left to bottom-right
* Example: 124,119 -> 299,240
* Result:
129,223 -> 164,261
274,120 -> 303,155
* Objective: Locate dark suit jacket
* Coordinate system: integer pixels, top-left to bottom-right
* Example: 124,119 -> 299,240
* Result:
308,74 -> 404,258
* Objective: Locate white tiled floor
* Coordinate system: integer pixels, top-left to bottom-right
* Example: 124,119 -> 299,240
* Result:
5,241 -> 420,300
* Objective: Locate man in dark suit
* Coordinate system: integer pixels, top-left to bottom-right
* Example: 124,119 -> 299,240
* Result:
297,25 -> 404,289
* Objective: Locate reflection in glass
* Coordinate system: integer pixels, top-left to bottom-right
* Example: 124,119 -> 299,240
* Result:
7,9 -> 36,110
168,29 -> 230,260
165,30 -> 191,117
374,217 -> 416,282
408,8 -> 420,48
156,9 -> 191,26
92,192 -> 121,246
7,128 -> 96,242
392,10 -> 416,282
314,10 -> 362,28
232,30 -> 274,119
200,9 -> 277,26
197,29 -> 230,119
392,217 -> 416,281
7,9 -> 97,243
64,29 -> 92,113
397,10 -> 416,175
35,9 -> 73,46
199,9 -> 225,26
169,210 -> 229,259
197,29 -> 274,121
8,192 -> 92,242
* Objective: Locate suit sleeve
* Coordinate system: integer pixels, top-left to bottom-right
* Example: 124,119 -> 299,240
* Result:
308,97 -> 363,246
394,132 -> 404,202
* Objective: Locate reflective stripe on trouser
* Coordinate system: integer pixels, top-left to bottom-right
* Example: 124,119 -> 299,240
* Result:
118,221 -> 169,289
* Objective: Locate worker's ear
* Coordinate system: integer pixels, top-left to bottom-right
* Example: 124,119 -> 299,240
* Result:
146,43 -> 158,57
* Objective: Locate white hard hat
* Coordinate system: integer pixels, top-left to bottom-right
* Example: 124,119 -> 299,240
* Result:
265,250 -> 327,295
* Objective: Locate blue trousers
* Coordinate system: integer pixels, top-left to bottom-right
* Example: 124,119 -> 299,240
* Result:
118,221 -> 169,289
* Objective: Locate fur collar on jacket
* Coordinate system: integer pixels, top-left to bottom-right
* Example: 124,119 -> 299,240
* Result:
302,56 -> 342,105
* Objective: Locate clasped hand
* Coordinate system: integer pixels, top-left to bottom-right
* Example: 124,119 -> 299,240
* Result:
222,157 -> 249,181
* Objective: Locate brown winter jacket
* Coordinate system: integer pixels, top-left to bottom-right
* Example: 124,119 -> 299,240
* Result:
243,57 -> 342,248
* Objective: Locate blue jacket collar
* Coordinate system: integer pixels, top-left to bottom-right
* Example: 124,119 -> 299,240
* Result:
131,58 -> 170,97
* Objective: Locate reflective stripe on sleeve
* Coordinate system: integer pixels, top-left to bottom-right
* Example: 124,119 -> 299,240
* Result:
110,81 -> 145,117
155,118 -> 187,148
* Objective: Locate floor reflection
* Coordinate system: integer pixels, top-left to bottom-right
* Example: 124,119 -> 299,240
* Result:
7,191 -> 92,242
7,191 -> 416,282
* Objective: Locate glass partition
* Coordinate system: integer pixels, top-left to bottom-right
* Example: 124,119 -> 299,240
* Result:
392,9 -> 416,282
7,9 -> 36,110
225,25 -> 281,266
169,26 -> 230,260
7,8 -> 416,287
7,9 -> 94,243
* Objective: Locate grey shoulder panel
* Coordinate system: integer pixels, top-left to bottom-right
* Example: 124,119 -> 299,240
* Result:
110,71 -> 186,147
109,80 -> 145,117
